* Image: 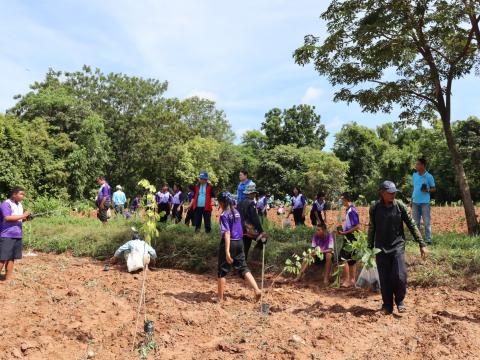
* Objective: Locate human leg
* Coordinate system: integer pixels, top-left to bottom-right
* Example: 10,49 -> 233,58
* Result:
392,250 -> 407,309
193,207 -> 204,231
421,204 -> 432,244
203,211 -> 212,233
377,252 -> 394,313
324,252 -> 332,284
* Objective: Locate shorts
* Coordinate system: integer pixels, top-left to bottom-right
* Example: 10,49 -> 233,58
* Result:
0,238 -> 22,261
97,207 -> 109,222
218,239 -> 250,279
340,233 -> 357,265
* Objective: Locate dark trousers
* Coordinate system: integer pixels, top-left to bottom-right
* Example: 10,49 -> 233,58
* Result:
193,207 -> 211,233
376,250 -> 407,308
172,204 -> 183,223
293,208 -> 305,226
185,208 -> 194,226
257,209 -> 266,224
243,236 -> 262,260
158,203 -> 170,223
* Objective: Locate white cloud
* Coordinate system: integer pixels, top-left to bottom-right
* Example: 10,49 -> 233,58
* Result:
235,127 -> 253,143
301,86 -> 323,104
186,89 -> 218,101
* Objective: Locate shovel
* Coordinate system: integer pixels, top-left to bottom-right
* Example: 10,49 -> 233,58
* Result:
260,241 -> 269,315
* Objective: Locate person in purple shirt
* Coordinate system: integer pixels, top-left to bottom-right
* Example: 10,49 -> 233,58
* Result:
96,176 -> 111,224
184,185 -> 195,226
171,184 -> 185,224
130,194 -> 141,216
286,186 -> 307,226
216,192 -> 261,303
155,185 -> 173,223
336,192 -> 361,287
256,189 -> 268,223
0,187 -> 31,281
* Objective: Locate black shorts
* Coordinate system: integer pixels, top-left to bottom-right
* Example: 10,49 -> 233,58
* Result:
97,207 -> 109,222
0,238 -> 22,261
218,239 -> 250,279
340,233 -> 357,265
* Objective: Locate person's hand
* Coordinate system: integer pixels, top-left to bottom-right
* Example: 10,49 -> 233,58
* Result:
226,252 -> 233,264
337,230 -> 345,235
420,246 -> 428,260
23,211 -> 31,220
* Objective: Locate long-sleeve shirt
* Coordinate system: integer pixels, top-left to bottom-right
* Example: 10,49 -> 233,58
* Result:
237,198 -> 264,237
112,191 -> 127,205
368,200 -> 425,253
114,240 -> 157,259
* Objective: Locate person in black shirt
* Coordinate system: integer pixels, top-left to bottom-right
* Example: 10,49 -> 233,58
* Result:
368,180 -> 428,315
237,183 -> 267,260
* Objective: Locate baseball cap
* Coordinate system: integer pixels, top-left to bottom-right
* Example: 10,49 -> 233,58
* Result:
379,180 -> 400,193
199,171 -> 209,180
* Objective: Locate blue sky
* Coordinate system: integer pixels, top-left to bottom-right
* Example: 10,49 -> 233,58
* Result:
0,0 -> 478,148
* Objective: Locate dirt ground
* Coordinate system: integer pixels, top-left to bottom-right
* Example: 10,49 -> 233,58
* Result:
1,253 -> 479,360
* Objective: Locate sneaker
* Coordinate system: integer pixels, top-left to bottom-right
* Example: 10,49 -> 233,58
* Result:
381,304 -> 393,315
397,302 -> 407,313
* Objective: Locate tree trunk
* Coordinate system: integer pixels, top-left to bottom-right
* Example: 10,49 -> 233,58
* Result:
439,111 -> 479,235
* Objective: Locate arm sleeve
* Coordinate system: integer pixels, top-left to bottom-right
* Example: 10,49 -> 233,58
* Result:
179,192 -> 184,203
114,241 -> 131,257
348,209 -> 360,226
220,214 -> 231,234
428,174 -> 436,188
367,204 -> 376,249
399,201 -> 426,247
146,243 -> 157,259
248,203 -> 264,233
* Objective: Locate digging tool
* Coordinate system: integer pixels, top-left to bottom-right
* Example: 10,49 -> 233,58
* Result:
260,239 -> 269,315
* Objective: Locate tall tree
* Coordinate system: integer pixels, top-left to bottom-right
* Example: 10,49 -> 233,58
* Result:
294,0 -> 480,234
261,105 -> 328,149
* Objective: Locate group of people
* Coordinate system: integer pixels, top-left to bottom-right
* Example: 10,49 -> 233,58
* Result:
1,158 -> 435,315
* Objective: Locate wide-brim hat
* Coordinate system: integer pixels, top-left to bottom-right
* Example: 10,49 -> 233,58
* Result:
244,183 -> 258,195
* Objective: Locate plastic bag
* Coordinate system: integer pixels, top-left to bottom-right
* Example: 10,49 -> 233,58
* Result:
356,266 -> 381,291
125,241 -> 151,272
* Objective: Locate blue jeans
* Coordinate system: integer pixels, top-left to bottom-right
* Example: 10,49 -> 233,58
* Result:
412,203 -> 431,242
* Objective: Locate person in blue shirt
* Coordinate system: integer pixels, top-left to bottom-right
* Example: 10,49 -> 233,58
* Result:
112,185 -> 127,217
412,158 -> 436,244
237,169 -> 255,203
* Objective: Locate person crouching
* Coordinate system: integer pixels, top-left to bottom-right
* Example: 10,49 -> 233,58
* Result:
216,192 -> 261,302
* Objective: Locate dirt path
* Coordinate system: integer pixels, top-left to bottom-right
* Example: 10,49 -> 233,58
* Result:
1,254 -> 479,360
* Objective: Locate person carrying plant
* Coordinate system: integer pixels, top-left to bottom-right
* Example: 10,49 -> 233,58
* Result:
411,158 -> 436,245
310,191 -> 327,226
286,186 -> 307,226
96,176 -> 111,224
171,184 -> 184,224
189,172 -> 215,233
295,223 -> 334,285
112,185 -> 127,217
368,180 -> 428,315
237,183 -> 267,260
0,187 -> 31,281
336,192 -> 360,287
216,191 -> 261,302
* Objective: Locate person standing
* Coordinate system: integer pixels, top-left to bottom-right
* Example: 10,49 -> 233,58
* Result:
310,192 -> 327,226
190,172 -> 215,233
369,181 -> 428,314
237,169 -> 255,204
96,176 -> 111,224
256,190 -> 268,224
155,185 -> 172,223
412,158 -> 436,245
184,185 -> 195,226
171,184 -> 184,224
0,187 -> 31,281
112,185 -> 127,217
130,194 -> 141,217
336,192 -> 360,287
287,186 -> 307,226
237,183 -> 267,260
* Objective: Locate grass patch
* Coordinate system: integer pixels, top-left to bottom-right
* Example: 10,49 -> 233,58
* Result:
25,215 -> 480,289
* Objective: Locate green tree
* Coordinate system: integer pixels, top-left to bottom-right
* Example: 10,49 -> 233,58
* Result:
294,0 -> 480,234
261,105 -> 328,149
241,130 -> 267,154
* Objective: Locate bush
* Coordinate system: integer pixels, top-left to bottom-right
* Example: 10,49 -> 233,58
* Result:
24,196 -> 70,217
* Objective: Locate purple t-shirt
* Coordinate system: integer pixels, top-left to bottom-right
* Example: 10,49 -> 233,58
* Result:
131,197 -> 140,210
96,183 -> 111,206
219,209 -> 243,241
0,199 -> 24,238
343,205 -> 360,232
172,191 -> 184,205
187,191 -> 194,203
311,233 -> 334,252
256,196 -> 267,210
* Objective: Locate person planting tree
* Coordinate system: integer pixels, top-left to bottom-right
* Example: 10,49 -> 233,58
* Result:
215,191 -> 261,302
369,181 -> 428,315
0,187 -> 31,281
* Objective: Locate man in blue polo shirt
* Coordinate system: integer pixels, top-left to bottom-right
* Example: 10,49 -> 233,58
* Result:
412,158 -> 436,244
237,169 -> 255,203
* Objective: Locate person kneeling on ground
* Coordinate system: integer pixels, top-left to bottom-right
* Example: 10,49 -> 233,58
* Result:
216,192 -> 261,302
368,181 -> 428,315
0,187 -> 31,281
110,230 -> 157,272
336,192 -> 360,287
237,183 -> 267,260
296,223 -> 333,285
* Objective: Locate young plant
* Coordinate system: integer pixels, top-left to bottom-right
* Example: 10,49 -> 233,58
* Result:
137,179 -> 160,245
283,246 -> 324,276
343,231 -> 381,269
